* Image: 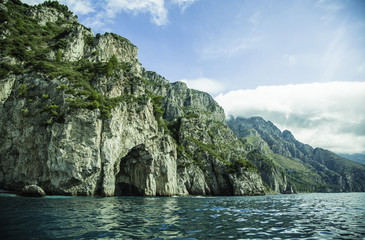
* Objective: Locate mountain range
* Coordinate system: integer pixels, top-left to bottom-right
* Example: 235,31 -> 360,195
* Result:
227,117 -> 365,192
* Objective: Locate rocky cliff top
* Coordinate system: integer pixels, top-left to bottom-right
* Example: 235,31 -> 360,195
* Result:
1,0 -> 141,74
143,69 -> 226,123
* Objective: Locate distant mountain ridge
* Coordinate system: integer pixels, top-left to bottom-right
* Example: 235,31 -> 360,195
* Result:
227,117 -> 365,192
339,153 -> 365,165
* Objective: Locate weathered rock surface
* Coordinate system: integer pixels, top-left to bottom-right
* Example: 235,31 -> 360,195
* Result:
144,70 -> 225,123
0,75 -> 178,196
26,3 -> 141,74
19,185 -> 46,197
26,6 -> 77,26
0,74 -> 16,104
0,1 -> 265,197
137,71 -> 265,195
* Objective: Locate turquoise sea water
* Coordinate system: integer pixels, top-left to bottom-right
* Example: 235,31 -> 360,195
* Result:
0,192 -> 364,239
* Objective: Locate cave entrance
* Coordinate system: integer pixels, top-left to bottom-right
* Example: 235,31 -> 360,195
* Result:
114,144 -> 153,196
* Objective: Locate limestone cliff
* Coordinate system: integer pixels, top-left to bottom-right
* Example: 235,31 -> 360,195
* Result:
0,0 -> 265,196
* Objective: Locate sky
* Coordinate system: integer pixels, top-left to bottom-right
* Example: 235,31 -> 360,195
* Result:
23,0 -> 365,154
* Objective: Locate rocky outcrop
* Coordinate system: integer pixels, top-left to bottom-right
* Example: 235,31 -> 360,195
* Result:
229,170 -> 265,195
259,164 -> 296,194
144,70 -> 225,123
0,74 -> 16,104
26,2 -> 141,74
26,6 -> 77,26
19,185 -> 46,197
94,33 -> 141,74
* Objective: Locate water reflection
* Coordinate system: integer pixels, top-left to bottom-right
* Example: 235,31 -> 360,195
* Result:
0,193 -> 364,239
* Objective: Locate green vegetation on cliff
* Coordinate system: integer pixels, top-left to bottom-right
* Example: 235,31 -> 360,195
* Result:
1,0 -> 161,121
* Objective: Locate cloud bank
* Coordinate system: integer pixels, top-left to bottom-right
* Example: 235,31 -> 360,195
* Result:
215,82 -> 365,154
22,0 -> 197,28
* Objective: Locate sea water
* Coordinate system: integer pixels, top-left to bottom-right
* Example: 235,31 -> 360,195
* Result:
0,192 -> 364,239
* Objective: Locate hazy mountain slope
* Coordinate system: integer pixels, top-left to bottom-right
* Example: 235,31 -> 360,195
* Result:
227,117 -> 365,192
339,153 -> 365,165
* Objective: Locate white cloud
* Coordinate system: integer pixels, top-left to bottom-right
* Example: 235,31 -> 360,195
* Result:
215,82 -> 365,154
104,0 -> 168,26
179,78 -> 225,95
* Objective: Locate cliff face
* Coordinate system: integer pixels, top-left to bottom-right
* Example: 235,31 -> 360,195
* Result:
227,117 -> 365,192
2,1 -> 361,196
0,0 -> 265,196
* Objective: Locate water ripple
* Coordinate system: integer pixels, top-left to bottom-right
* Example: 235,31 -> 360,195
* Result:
0,193 -> 365,239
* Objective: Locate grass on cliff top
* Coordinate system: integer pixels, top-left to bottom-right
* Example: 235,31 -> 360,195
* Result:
1,0 -> 152,121
1,0 -> 77,65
